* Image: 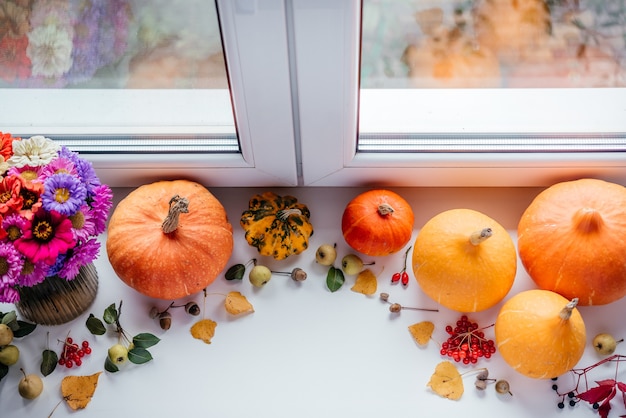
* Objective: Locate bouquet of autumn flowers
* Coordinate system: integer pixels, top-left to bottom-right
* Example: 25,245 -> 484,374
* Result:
0,132 -> 112,303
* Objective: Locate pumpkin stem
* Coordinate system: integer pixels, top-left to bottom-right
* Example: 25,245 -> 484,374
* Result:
574,208 -> 603,233
469,228 -> 493,246
276,208 -> 302,221
378,203 -> 394,216
559,298 -> 579,321
162,195 -> 190,234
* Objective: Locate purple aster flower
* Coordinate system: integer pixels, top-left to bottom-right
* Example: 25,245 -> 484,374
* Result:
0,241 -> 23,287
58,146 -> 100,194
89,184 -> 112,234
17,260 -> 49,287
58,238 -> 100,280
42,173 -> 87,216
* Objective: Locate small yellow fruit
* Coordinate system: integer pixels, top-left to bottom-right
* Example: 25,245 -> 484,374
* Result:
315,244 -> 337,266
593,333 -> 622,356
108,344 -> 129,365
0,344 -> 19,366
249,265 -> 272,287
341,254 -> 364,275
0,324 -> 13,346
18,369 -> 43,400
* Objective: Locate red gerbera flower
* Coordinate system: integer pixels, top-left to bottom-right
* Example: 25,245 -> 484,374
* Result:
0,34 -> 32,82
14,209 -> 76,265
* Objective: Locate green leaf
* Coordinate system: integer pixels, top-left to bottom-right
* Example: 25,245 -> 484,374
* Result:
86,314 -> 107,335
0,363 -> 8,382
132,333 -> 160,349
326,266 -> 345,292
128,347 -> 153,365
104,356 -> 119,373
103,303 -> 118,325
40,349 -> 58,376
225,264 -> 246,281
1,311 -> 16,325
13,320 -> 36,338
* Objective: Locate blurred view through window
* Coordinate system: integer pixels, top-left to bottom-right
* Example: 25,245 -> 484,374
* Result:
0,0 -> 229,89
361,0 -> 626,88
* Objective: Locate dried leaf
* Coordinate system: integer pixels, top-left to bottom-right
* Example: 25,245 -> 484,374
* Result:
427,361 -> 464,400
351,269 -> 377,295
225,291 -> 255,315
61,372 -> 102,410
190,319 -> 217,344
408,321 -> 435,346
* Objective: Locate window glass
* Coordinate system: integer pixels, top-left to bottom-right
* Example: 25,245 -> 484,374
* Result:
0,0 -> 228,89
0,0 -> 236,149
361,0 -> 626,89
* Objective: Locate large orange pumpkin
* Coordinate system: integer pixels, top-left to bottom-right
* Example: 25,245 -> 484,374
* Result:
495,289 -> 586,379
517,178 -> 626,306
341,189 -> 414,256
106,180 -> 233,300
412,208 -> 516,312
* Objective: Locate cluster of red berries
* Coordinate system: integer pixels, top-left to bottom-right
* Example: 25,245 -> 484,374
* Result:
440,315 -> 496,365
58,337 -> 92,369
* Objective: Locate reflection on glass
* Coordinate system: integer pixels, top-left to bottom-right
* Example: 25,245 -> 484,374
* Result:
0,0 -> 228,89
361,0 -> 626,88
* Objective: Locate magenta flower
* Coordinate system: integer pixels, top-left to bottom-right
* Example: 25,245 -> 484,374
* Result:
58,238 -> 100,280
14,209 -> 76,265
0,241 -> 23,287
17,260 -> 49,287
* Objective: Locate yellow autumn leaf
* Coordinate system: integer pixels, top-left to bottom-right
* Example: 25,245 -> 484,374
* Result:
351,268 -> 377,295
191,318 -> 217,344
61,372 -> 102,410
408,321 -> 435,346
225,291 -> 254,315
427,361 -> 464,400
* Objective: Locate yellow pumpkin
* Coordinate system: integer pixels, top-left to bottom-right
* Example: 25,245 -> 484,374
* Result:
412,208 -> 516,312
495,289 -> 586,379
240,192 -> 313,260
106,180 -> 233,300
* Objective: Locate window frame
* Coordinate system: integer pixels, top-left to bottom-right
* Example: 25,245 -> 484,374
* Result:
293,0 -> 626,187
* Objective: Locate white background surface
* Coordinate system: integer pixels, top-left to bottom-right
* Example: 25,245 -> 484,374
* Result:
1,186 -> 626,418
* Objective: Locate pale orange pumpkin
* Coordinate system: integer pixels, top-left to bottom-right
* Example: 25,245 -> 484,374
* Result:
495,289 -> 586,379
517,178 -> 626,306
412,208 -> 516,312
341,190 -> 414,256
106,180 -> 233,300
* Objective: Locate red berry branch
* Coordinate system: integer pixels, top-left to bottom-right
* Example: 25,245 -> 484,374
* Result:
440,315 -> 496,365
552,354 -> 626,418
391,246 -> 412,286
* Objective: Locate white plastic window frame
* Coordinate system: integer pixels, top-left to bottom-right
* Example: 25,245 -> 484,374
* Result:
1,0 -> 299,188
292,0 -> 626,187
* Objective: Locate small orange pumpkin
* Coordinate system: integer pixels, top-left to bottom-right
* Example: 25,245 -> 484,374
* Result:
106,180 -> 233,300
341,190 -> 414,256
517,178 -> 626,306
495,289 -> 586,379
412,208 -> 516,312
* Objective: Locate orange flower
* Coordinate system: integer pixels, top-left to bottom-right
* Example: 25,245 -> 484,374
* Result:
0,132 -> 19,161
